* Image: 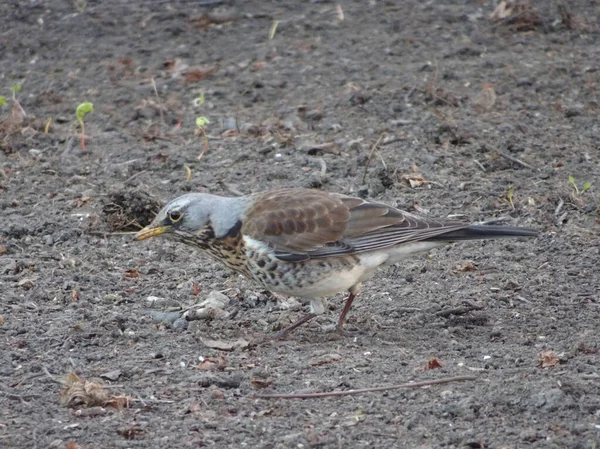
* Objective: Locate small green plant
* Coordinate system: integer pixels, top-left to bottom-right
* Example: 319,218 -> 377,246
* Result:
76,102 -> 94,150
1,85 -> 27,116
506,187 -> 515,210
196,116 -> 210,160
568,175 -> 591,195
193,92 -> 205,107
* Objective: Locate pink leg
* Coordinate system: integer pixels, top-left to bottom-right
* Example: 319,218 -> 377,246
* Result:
336,292 -> 357,332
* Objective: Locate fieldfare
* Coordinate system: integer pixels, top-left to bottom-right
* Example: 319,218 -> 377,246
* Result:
134,188 -> 538,337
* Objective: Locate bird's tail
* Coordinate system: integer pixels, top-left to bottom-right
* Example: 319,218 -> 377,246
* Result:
428,224 -> 539,241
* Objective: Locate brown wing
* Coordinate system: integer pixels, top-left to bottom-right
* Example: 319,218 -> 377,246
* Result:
242,188 -> 468,261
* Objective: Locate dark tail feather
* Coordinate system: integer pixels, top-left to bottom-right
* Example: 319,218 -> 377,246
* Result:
428,225 -> 539,241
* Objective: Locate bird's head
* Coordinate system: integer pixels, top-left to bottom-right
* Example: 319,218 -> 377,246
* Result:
134,193 -> 215,245
134,192 -> 248,246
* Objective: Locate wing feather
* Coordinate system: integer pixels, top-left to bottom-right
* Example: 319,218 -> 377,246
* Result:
241,188 -> 469,261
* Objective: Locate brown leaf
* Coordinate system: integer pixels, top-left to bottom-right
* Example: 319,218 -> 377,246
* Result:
426,358 -> 443,370
66,442 -> 79,449
199,357 -> 228,371
183,66 -> 217,84
124,268 -> 141,279
60,372 -> 132,409
539,351 -> 559,368
0,245 -> 7,255
400,173 -> 426,188
250,377 -> 273,389
192,282 -> 200,296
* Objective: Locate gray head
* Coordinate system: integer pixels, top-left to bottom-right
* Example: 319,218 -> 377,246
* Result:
134,193 -> 249,245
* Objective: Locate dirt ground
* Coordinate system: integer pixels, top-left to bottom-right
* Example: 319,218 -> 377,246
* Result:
1,0 -> 599,448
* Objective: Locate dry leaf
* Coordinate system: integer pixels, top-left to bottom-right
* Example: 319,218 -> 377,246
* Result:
250,377 -> 273,389
539,351 -> 559,368
124,268 -> 141,279
183,66 -> 217,84
426,358 -> 443,370
199,357 -> 228,371
401,173 -> 426,188
60,372 -> 131,409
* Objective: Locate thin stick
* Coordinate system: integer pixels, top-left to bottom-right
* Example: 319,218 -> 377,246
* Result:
87,231 -> 138,237
255,375 -> 477,399
80,120 -> 86,150
495,149 -> 536,170
197,127 -> 209,160
362,134 -> 385,183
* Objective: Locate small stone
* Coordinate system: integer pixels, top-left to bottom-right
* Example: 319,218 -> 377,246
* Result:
100,369 -> 122,381
44,235 -> 54,246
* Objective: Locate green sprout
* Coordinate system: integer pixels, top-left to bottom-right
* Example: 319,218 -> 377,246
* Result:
3,85 -> 27,116
196,116 -> 210,160
76,102 -> 94,150
193,92 -> 205,107
506,187 -> 515,210
568,175 -> 591,195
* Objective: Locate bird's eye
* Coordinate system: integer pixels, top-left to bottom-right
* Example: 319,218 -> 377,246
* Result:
168,210 -> 183,223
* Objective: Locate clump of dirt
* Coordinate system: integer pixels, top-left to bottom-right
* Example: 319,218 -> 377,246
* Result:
101,189 -> 162,232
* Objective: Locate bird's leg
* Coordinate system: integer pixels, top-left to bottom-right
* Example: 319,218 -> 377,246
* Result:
272,298 -> 325,339
336,283 -> 361,333
273,313 -> 317,340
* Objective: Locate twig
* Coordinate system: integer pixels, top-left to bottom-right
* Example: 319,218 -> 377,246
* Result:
42,366 -> 63,385
87,231 -> 138,237
361,133 -> 385,183
436,302 -> 483,318
554,198 -> 564,217
150,77 -> 164,125
472,159 -> 486,172
495,149 -> 536,170
255,375 -> 477,399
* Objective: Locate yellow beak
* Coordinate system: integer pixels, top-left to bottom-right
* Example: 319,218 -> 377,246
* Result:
134,225 -> 168,241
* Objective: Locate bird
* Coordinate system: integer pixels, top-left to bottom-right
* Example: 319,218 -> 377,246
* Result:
134,188 -> 539,338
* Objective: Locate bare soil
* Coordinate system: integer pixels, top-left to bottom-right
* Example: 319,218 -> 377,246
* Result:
1,1 -> 599,448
